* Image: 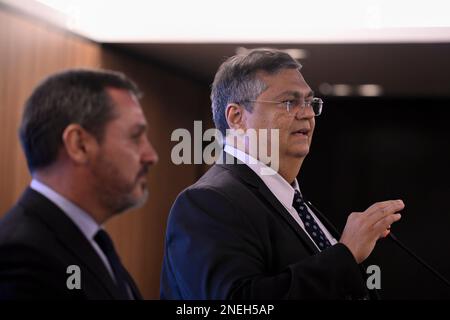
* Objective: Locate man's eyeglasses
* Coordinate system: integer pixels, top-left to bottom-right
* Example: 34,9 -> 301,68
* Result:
244,97 -> 323,116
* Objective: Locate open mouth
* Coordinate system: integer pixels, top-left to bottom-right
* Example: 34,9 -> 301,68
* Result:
292,128 -> 310,136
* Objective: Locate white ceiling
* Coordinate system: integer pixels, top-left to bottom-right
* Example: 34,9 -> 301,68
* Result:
5,0 -> 450,43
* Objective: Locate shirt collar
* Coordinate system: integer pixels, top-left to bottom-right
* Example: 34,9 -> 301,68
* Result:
224,144 -> 301,210
30,179 -> 100,241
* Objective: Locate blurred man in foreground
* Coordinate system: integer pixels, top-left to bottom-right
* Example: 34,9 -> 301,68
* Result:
0,69 -> 158,299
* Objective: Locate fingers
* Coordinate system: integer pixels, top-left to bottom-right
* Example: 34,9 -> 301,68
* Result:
365,200 -> 404,216
380,229 -> 391,239
373,213 -> 402,238
341,200 -> 405,264
364,200 -> 404,224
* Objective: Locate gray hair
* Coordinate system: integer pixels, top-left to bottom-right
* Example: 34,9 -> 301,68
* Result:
210,48 -> 302,136
19,68 -> 141,172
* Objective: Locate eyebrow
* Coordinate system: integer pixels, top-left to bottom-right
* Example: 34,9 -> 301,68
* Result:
131,123 -> 147,134
274,90 -> 314,100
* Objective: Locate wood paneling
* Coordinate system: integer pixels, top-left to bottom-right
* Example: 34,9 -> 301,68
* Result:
0,9 -> 211,299
0,9 -> 101,214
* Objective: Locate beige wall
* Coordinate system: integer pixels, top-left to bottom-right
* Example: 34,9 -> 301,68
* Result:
0,8 -> 211,299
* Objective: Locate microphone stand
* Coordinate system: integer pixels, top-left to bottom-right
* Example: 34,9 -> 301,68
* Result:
306,200 -> 450,289
388,232 -> 450,288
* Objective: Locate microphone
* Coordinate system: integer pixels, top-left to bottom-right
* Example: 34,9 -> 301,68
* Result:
305,200 -> 450,289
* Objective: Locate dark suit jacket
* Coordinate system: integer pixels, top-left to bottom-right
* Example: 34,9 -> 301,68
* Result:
0,188 -> 141,300
160,158 -> 371,299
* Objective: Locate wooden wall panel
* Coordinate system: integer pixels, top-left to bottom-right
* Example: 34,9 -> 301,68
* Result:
0,9 -> 101,215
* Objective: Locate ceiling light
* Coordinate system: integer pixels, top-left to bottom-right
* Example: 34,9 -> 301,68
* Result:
333,84 -> 353,96
358,84 -> 383,96
236,47 -> 308,60
319,83 -> 333,95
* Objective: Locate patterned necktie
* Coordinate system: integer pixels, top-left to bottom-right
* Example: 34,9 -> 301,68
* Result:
94,229 -> 135,299
292,190 -> 331,250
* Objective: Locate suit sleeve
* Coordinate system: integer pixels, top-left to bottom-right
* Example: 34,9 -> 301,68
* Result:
161,187 -> 368,299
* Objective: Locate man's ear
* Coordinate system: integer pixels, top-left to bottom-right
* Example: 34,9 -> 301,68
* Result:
225,103 -> 246,130
62,124 -> 97,165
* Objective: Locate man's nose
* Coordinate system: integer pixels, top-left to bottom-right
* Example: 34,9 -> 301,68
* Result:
142,137 -> 159,165
294,104 -> 315,120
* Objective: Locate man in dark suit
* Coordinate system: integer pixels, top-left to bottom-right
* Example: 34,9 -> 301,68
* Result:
0,69 -> 158,299
160,48 -> 404,299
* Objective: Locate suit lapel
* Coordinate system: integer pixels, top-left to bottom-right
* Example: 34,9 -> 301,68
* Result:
218,162 -> 319,254
18,188 -> 126,299
256,184 -> 319,254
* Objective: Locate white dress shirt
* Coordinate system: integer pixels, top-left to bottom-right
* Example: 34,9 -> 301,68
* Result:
30,179 -> 116,281
224,145 -> 338,251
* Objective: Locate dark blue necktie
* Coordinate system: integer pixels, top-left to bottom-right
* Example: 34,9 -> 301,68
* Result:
94,229 -> 134,299
292,190 -> 331,250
